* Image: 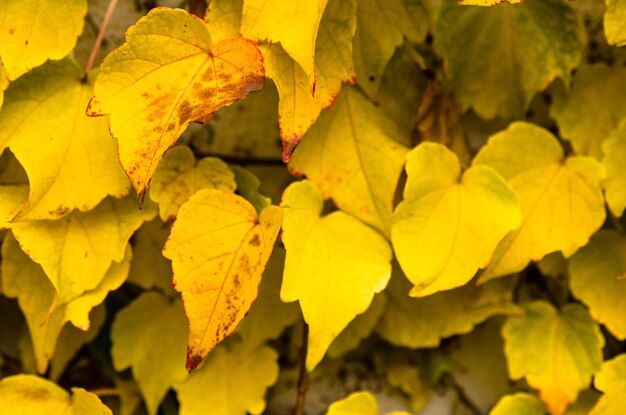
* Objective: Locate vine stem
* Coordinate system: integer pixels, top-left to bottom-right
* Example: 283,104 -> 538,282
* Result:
295,323 -> 310,415
84,0 -> 120,75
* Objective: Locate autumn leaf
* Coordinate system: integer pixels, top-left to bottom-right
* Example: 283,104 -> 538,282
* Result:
280,180 -> 391,370
490,393 -> 546,415
605,0 -> 626,46
0,59 -> 7,109
1,232 -> 131,373
502,301 -> 604,415
163,188 -> 282,370
149,145 -> 236,221
11,196 -> 154,303
289,87 -> 409,235
551,64 -> 626,159
241,0 -> 328,89
392,142 -> 521,297
590,354 -> 626,415
569,231 -> 626,340
231,165 -> 272,212
352,0 -> 428,98
602,119 -> 626,217
0,184 -> 28,228
326,391 -> 379,415
174,342 -> 279,415
0,0 -> 86,81
205,0 -> 243,42
111,292 -> 188,415
0,59 -> 130,220
474,122 -> 605,282
376,270 -> 520,348
87,8 -> 265,199
435,0 -> 584,119
0,375 -> 111,415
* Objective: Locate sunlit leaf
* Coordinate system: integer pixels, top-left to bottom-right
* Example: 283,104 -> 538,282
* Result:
149,145 -> 236,221
0,59 -> 130,220
490,393 -> 546,415
605,0 -> 626,46
174,342 -> 279,415
0,0 -> 86,80
569,231 -> 626,340
474,122 -> 605,282
0,374 -> 111,415
551,64 -> 626,159
280,180 -> 391,370
163,189 -> 282,370
290,87 -> 408,235
1,232 -> 131,373
590,354 -> 626,415
435,0 -> 584,119
392,142 -> 521,296
502,301 -> 604,415
11,196 -> 154,302
87,8 -> 264,198
603,119 -> 626,217
111,292 -> 188,415
326,391 -> 378,415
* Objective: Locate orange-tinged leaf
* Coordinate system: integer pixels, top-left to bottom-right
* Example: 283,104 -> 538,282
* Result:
87,8 -> 265,199
502,301 -> 604,415
163,189 -> 282,370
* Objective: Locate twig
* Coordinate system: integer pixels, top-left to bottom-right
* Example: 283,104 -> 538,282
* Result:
295,323 -> 310,415
85,0 -> 120,76
85,13 -> 100,36
444,373 -> 482,415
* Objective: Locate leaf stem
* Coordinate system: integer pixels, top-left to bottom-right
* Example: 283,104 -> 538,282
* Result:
295,323 -> 310,415
608,209 -> 624,235
84,0 -> 120,76
443,373 -> 482,415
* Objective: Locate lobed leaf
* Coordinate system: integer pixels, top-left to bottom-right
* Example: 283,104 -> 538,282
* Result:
590,354 -> 626,415
489,393 -> 546,415
326,391 -> 379,415
603,119 -> 626,217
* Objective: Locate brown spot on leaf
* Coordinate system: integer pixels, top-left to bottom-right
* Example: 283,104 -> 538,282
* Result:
8,28 -> 15,35
166,123 -> 176,132
178,101 -> 192,124
186,349 -> 204,372
249,234 -> 260,247
49,206 -> 70,217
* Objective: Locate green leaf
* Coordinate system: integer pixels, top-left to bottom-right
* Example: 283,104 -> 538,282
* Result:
590,354 -> 626,415
205,0 -> 243,42
0,59 -> 130,220
0,0 -> 86,80
163,189 -> 282,370
490,393 -> 546,415
392,142 -> 521,296
502,301 -> 604,415
148,145 -> 236,221
0,374 -> 111,415
289,86 -> 409,235
11,196 -> 154,302
551,64 -> 626,159
326,391 -> 378,415
435,0 -> 584,119
1,232 -> 131,374
174,342 -> 279,415
231,165 -> 272,213
280,180 -> 391,370
569,231 -> 626,340
604,0 -> 626,46
603,119 -> 626,217
353,0 -> 429,98
87,8 -> 264,198
474,122 -> 605,282
111,292 -> 188,415
376,271 -> 520,348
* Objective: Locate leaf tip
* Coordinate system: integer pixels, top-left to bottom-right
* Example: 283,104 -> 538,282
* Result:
281,137 -> 300,162
186,349 -> 204,372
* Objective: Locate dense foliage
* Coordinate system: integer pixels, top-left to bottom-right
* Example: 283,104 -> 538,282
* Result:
1,0 -> 626,414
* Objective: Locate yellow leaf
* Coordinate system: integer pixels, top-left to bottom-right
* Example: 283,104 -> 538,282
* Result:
0,374 -> 111,415
230,165 -> 272,212
502,301 -> 604,415
241,0 -> 328,89
205,0 -> 243,42
260,0 -> 356,159
376,271 -> 520,348
0,0 -> 86,80
590,354 -> 626,415
280,180 -> 391,370
1,232 -> 131,373
289,87 -> 409,235
460,0 -> 524,4
392,142 -> 521,297
605,0 -> 626,46
163,189 -> 282,370
474,122 -> 605,282
569,231 -> 626,340
0,59 -> 130,220
174,342 -> 279,415
603,119 -> 626,217
111,292 -> 188,415
87,8 -> 265,199
326,391 -> 378,415
0,184 -> 28,228
149,145 -> 236,221
489,393 -> 546,415
0,59 -> 7,109
11,196 -> 154,303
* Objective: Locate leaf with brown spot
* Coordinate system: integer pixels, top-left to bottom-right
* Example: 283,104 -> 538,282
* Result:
87,8 -> 265,199
162,188 -> 282,370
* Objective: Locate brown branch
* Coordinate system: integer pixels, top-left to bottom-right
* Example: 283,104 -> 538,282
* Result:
85,0 -> 120,75
295,323 -> 310,415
